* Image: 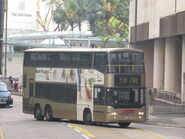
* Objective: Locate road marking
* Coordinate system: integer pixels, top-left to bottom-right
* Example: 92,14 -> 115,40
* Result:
135,129 -> 165,139
158,123 -> 183,128
68,123 -> 95,138
82,134 -> 90,139
0,129 -> 4,139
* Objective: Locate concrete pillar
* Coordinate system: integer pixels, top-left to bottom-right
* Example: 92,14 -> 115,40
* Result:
153,39 -> 165,90
133,41 -> 154,88
174,37 -> 182,93
164,37 -> 181,93
164,37 -> 176,92
181,36 -> 185,103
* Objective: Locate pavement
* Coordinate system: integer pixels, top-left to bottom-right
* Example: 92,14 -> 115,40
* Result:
145,114 -> 185,128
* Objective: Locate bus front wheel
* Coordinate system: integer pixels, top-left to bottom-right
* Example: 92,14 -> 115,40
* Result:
118,122 -> 131,128
83,110 -> 92,125
34,105 -> 44,121
45,105 -> 53,121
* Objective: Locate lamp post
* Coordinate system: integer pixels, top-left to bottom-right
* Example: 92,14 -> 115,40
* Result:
0,0 -> 5,75
4,0 -> 8,78
134,0 -> 138,47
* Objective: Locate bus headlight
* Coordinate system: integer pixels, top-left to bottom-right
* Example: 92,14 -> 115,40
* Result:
138,112 -> 144,115
111,112 -> 118,116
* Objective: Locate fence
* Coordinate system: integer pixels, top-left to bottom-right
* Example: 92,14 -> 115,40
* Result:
147,88 -> 185,114
155,90 -> 182,105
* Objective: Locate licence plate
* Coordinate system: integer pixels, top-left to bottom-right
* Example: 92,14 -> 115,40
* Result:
125,115 -> 133,119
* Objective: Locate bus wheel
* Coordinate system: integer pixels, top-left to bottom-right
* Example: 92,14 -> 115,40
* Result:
83,110 -> 92,125
34,105 -> 44,121
45,106 -> 53,121
118,122 -> 131,128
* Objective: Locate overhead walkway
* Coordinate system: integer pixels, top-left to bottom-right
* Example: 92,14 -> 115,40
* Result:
5,31 -> 126,49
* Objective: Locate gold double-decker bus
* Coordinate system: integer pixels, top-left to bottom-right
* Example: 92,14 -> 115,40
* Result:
23,48 -> 146,127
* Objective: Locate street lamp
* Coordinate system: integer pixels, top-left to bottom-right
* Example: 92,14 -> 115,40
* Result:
0,0 -> 5,75
4,0 -> 8,78
134,0 -> 138,47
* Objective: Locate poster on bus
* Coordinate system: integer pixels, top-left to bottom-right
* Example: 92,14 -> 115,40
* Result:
35,68 -> 77,83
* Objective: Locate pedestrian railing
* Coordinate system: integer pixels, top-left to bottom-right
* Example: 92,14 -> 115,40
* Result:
150,89 -> 182,105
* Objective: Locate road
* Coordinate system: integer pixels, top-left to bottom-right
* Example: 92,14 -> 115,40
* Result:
0,96 -> 184,139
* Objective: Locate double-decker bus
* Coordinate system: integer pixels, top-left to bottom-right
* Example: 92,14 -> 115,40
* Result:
23,48 -> 146,127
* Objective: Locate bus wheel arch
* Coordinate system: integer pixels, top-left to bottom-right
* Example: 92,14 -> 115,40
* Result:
83,108 -> 92,125
45,104 -> 53,121
34,104 -> 44,121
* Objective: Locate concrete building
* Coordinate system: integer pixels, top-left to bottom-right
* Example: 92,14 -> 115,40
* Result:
129,0 -> 185,103
8,0 -> 37,33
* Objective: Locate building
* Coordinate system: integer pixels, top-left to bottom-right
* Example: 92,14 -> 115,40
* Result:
4,0 -> 55,79
129,0 -> 185,103
8,0 -> 37,33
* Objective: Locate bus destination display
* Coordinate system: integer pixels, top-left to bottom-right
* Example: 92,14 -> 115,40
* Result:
115,75 -> 141,86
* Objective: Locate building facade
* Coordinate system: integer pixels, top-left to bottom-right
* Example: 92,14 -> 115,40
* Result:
8,0 -> 37,32
7,0 -> 57,33
129,0 -> 185,103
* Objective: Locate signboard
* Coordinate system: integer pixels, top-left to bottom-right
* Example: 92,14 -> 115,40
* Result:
115,75 -> 141,86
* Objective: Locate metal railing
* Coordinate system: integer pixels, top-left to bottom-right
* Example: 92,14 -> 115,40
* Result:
150,88 -> 182,105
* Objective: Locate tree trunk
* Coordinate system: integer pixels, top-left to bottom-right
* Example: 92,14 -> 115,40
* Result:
78,23 -> 81,31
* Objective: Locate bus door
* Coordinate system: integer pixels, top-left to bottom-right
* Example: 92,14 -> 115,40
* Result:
28,79 -> 35,112
93,87 -> 106,122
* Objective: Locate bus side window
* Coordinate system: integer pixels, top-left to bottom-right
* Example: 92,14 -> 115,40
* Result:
30,53 -> 37,66
94,53 -> 108,72
94,87 -> 105,105
72,53 -> 81,67
80,53 -> 92,67
59,53 -> 72,67
50,52 -> 58,67
24,52 -> 31,66
37,52 -> 47,67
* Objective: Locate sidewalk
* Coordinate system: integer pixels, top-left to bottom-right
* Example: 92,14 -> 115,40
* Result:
145,114 -> 185,128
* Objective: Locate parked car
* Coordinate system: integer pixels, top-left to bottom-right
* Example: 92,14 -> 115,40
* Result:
0,82 -> 13,107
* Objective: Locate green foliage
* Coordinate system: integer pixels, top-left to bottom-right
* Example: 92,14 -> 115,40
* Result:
52,0 -> 129,47
103,34 -> 124,48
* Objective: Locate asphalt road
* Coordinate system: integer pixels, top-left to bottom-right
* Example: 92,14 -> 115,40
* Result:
0,96 -> 184,139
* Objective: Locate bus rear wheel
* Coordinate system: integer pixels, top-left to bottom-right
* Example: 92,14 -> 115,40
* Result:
83,110 -> 92,125
45,106 -> 53,121
34,105 -> 44,121
118,122 -> 131,128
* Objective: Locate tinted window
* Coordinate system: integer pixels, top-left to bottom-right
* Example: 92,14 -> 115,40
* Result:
59,53 -> 72,67
24,52 -> 93,68
37,53 -> 47,66
94,52 -> 108,72
71,53 -> 81,67
94,87 -> 105,105
35,83 -> 77,103
80,53 -> 92,67
108,52 -> 144,73
23,52 -> 30,66
106,88 -> 145,108
50,52 -> 59,67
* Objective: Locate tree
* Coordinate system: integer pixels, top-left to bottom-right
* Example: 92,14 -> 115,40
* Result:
85,0 -> 104,32
36,0 -> 63,31
53,0 -> 88,31
52,0 -> 129,46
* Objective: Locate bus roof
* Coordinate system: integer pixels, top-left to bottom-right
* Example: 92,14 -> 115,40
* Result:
24,48 -> 143,53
